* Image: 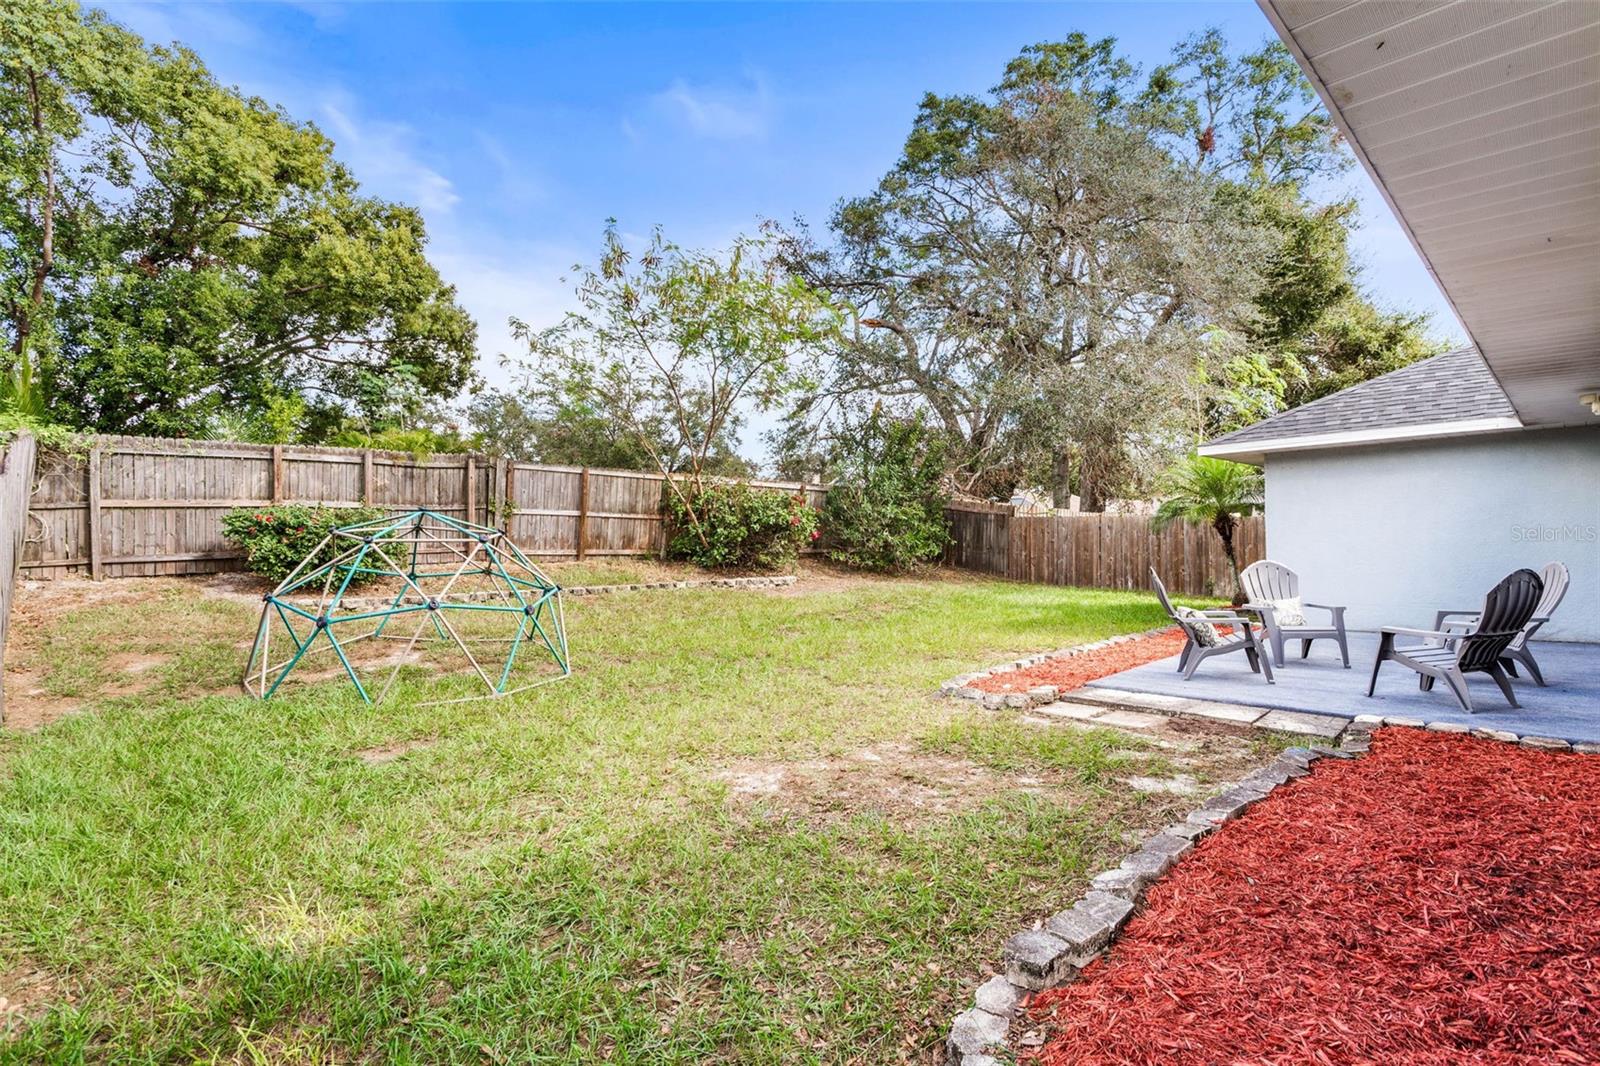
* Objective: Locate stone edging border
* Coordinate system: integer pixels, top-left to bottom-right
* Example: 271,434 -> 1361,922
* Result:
942,717 -> 1598,1064
332,574 -> 795,610
935,626 -> 1175,710
563,575 -> 796,596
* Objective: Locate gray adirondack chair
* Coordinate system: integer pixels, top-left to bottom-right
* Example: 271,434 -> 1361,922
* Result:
1150,568 -> 1274,684
1238,560 -> 1350,668
1367,568 -> 1544,713
1432,561 -> 1570,686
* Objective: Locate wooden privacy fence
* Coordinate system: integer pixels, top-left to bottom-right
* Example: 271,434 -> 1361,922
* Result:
943,501 -> 1265,597
21,435 -> 827,580
1,432 -> 38,723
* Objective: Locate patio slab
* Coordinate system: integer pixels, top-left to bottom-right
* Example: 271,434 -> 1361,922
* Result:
1085,633 -> 1600,745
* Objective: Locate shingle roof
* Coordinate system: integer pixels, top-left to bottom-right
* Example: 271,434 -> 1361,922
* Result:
1205,347 -> 1519,450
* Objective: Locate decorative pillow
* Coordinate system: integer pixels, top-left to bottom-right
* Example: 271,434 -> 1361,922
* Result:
1175,607 -> 1221,647
1271,597 -> 1307,627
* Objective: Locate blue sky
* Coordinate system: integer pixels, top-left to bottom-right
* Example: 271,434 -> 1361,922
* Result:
104,0 -> 1465,453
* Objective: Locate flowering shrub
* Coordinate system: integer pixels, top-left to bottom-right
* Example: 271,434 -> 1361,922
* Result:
663,482 -> 820,571
220,503 -> 388,586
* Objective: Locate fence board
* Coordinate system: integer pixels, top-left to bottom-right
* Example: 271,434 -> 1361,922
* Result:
22,435 -> 830,579
943,502 -> 1263,598
1,432 -> 38,724
20,434 -> 1255,592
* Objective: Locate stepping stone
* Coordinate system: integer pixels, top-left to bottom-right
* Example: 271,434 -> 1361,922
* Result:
1094,709 -> 1169,731
1075,688 -> 1191,711
1125,774 -> 1200,795
1257,710 -> 1347,739
1035,701 -> 1104,721
1181,700 -> 1268,725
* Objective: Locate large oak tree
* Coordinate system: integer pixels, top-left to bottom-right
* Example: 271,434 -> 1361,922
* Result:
777,31 -> 1437,506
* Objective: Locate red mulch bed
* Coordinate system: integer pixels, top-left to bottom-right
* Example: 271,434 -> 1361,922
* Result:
973,627 -> 1217,694
1024,729 -> 1600,1065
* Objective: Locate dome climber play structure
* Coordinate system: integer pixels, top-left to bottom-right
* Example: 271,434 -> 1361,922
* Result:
242,509 -> 569,705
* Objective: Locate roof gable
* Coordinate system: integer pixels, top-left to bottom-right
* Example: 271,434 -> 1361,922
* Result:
1202,348 -> 1523,462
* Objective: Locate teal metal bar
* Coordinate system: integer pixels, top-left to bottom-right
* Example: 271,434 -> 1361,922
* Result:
249,507 -> 569,703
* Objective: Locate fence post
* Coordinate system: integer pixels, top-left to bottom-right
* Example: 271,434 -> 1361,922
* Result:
503,462 -> 516,537
361,449 -> 374,506
0,432 -> 38,726
492,458 -> 506,530
270,444 -> 284,504
86,444 -> 104,581
464,455 -> 476,525
576,467 -> 590,560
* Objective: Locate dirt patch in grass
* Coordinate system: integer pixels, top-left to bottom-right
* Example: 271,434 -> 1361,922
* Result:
0,669 -> 81,731
4,577 -> 201,729
712,742 -> 1059,827
0,963 -> 65,1036
106,651 -> 171,675
201,570 -> 273,602
354,737 -> 436,764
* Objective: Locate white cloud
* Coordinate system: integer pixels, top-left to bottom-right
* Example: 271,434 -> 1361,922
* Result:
474,132 -> 545,207
102,1 -> 260,50
318,91 -> 459,214
427,243 -> 584,388
649,71 -> 773,141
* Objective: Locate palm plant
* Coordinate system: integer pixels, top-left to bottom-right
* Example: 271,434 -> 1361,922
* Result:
0,350 -> 49,422
1153,454 -> 1264,602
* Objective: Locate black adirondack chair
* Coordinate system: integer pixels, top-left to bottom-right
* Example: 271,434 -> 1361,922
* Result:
1367,568 -> 1545,713
1433,561 -> 1571,686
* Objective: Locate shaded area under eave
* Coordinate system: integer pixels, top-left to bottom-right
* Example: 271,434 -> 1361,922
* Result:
1087,632 -> 1600,745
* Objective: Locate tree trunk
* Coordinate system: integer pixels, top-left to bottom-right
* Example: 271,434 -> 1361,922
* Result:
1214,514 -> 1244,604
1079,465 -> 1106,513
1050,448 -> 1074,511
14,70 -> 56,358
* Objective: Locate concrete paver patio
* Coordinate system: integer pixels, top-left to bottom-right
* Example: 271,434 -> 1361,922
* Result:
1085,633 -> 1600,745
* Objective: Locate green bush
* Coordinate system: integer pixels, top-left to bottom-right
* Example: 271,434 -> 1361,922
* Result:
822,411 -> 951,572
664,482 -> 819,571
220,503 -> 389,586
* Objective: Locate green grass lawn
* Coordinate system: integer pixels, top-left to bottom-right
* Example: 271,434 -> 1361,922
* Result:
0,565 -> 1269,1064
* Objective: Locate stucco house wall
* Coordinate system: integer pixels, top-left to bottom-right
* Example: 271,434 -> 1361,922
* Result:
1264,426 -> 1599,642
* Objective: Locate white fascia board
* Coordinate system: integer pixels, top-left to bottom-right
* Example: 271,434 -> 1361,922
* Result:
1199,416 -> 1526,465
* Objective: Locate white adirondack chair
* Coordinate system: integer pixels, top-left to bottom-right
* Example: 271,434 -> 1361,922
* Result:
1238,560 -> 1350,669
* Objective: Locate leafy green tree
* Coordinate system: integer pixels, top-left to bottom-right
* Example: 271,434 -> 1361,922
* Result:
820,408 -> 950,573
465,377 -> 750,475
1152,31 -> 1442,431
514,225 -> 838,547
1153,454 -> 1263,601
0,0 -> 476,437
